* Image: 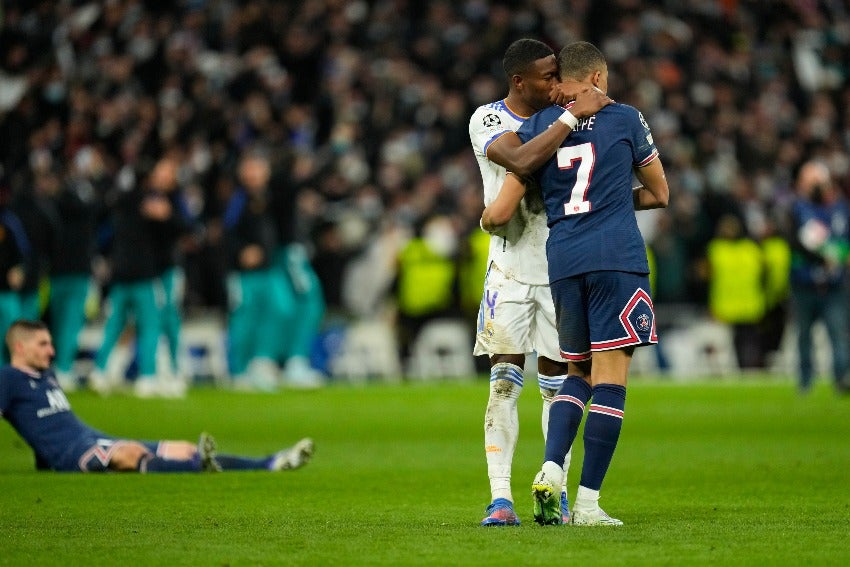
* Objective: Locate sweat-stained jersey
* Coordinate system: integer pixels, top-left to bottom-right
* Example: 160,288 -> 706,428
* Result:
469,99 -> 549,285
516,102 -> 659,283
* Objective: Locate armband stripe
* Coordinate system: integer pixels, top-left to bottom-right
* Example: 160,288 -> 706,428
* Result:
636,150 -> 659,167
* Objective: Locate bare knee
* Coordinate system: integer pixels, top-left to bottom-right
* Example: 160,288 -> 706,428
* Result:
537,356 -> 568,377
490,354 -> 524,368
109,442 -> 152,471
589,348 -> 633,386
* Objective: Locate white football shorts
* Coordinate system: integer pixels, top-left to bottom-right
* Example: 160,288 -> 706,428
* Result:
473,263 -> 561,361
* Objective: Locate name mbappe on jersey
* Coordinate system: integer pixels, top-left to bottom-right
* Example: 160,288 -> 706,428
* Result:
516,102 -> 658,282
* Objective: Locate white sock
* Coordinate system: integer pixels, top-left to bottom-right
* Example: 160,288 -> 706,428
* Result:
562,448 -> 572,495
574,485 -> 600,512
540,385 -> 554,439
485,363 -> 523,502
537,373 -> 566,439
541,460 -> 564,490
540,380 -> 570,494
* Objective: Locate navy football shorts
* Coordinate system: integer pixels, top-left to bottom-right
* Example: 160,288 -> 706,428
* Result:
53,435 -> 160,472
551,271 -> 657,361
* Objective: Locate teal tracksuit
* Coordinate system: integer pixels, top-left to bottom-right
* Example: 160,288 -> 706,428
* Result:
273,243 -> 325,362
96,188 -> 182,377
268,175 -> 324,364
48,183 -> 99,374
12,191 -> 59,322
49,274 -> 91,373
224,188 -> 291,375
0,209 -> 28,364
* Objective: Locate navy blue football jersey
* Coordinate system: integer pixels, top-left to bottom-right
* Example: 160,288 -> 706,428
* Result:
516,102 -> 659,282
0,365 -> 102,469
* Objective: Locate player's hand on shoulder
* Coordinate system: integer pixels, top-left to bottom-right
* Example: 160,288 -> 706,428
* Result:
570,87 -> 612,119
549,83 -> 576,106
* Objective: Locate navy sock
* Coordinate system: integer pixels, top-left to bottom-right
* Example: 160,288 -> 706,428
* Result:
138,455 -> 201,473
216,454 -> 270,471
580,384 -> 626,491
544,375 -> 592,466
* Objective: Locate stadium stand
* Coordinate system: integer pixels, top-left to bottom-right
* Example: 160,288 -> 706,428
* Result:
1,1 -> 848,382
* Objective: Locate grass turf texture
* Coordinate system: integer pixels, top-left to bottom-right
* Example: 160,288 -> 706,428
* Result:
1,377 -> 849,566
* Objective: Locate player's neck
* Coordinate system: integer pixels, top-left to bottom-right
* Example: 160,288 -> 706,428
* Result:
503,94 -> 535,119
10,359 -> 43,377
561,79 -> 595,96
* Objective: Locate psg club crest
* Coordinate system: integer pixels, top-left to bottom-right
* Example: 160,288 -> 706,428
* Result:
483,114 -> 501,128
636,313 -> 651,332
591,288 -> 657,350
622,289 -> 657,343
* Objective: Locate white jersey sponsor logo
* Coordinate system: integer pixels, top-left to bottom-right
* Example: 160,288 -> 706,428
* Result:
37,388 -> 72,418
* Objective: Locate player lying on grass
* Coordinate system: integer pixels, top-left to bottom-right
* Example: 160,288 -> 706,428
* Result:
0,319 -> 314,473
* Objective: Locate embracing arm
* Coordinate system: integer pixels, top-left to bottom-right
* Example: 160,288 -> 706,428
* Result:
487,88 -> 611,176
481,173 -> 528,232
487,127 -> 570,178
632,158 -> 670,210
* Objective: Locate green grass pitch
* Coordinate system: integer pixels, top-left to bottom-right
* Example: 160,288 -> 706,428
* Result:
1,376 -> 849,566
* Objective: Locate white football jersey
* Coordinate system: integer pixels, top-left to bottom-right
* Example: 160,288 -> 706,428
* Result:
469,99 -> 549,285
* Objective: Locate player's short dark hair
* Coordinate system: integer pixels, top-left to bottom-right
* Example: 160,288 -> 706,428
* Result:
557,41 -> 607,81
502,39 -> 554,78
5,319 -> 48,350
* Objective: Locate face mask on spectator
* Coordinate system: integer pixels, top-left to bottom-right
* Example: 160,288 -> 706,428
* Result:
423,218 -> 457,258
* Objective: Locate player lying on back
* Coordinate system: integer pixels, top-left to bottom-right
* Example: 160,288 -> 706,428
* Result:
0,319 -> 314,473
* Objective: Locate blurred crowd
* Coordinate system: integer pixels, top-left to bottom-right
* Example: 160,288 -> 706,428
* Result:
1,0 -> 849,388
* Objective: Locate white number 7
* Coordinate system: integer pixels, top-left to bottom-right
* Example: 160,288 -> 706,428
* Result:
556,142 -> 594,215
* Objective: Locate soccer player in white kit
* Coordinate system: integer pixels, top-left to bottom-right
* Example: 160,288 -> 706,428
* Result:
469,39 -> 610,526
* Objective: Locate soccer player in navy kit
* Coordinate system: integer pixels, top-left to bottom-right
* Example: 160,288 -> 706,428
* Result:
470,39 -> 611,526
483,41 -> 669,525
0,320 -> 314,473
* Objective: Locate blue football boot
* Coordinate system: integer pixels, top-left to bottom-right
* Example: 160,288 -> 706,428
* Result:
481,498 -> 521,526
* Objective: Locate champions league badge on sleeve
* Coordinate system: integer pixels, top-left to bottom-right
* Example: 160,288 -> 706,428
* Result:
483,114 -> 502,129
638,112 -> 654,144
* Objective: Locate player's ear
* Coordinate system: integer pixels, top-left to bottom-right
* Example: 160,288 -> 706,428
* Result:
590,70 -> 601,88
511,73 -> 524,92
